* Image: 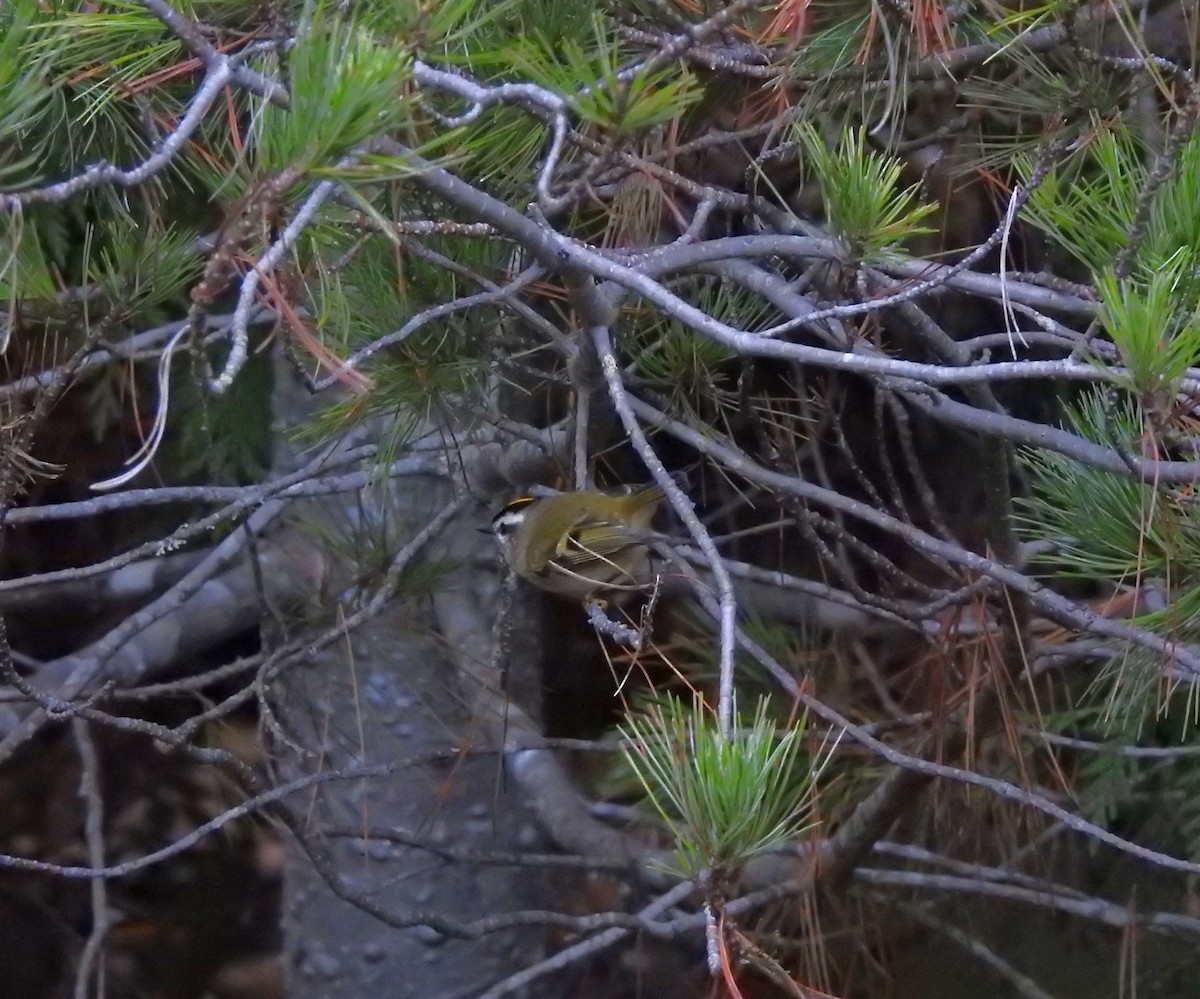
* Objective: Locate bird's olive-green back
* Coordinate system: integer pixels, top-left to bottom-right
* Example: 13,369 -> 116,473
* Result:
521,485 -> 663,573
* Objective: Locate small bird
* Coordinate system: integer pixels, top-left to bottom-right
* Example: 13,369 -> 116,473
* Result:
490,485 -> 666,600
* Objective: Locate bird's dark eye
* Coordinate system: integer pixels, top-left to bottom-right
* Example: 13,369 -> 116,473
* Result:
491,510 -> 525,537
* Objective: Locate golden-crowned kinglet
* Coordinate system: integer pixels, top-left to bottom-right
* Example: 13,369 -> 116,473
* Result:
490,485 -> 665,600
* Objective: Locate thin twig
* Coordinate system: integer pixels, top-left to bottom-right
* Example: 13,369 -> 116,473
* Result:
591,325 -> 739,736
72,718 -> 110,999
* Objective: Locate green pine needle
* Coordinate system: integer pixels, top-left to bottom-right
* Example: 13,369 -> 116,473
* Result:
509,14 -> 702,137
1019,391 -> 1200,580
255,9 -> 411,173
1097,257 -> 1200,399
795,124 -> 936,263
620,695 -> 828,878
93,223 -> 204,316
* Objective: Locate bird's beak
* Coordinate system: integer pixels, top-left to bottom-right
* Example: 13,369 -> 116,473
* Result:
475,527 -> 493,536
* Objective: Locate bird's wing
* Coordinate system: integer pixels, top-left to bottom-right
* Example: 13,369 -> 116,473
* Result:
553,515 -> 640,568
